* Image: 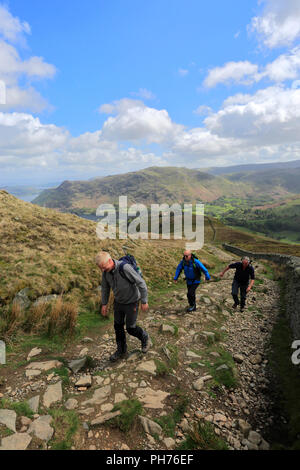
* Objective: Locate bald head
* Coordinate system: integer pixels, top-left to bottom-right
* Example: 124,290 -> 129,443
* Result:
184,249 -> 192,261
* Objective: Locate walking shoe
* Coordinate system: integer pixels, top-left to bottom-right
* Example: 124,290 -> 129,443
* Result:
141,333 -> 152,353
232,303 -> 238,309
109,343 -> 127,362
240,307 -> 244,313
187,304 -> 196,312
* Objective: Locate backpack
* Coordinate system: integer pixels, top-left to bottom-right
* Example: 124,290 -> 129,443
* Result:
118,254 -> 143,284
183,253 -> 201,280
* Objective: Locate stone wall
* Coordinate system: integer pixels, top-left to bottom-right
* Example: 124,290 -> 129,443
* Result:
222,244 -> 300,340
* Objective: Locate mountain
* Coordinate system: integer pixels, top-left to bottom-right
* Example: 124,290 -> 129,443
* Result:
203,159 -> 300,176
32,166 -> 254,210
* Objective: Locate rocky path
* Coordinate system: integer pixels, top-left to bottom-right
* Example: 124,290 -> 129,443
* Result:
0,260 -> 280,450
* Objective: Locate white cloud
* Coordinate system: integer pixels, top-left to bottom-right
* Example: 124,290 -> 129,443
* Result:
0,7 -> 56,112
203,61 -> 258,88
205,85 -> 300,146
250,0 -> 300,49
100,99 -> 184,144
0,4 -> 30,44
203,47 -> 300,88
193,105 -> 212,116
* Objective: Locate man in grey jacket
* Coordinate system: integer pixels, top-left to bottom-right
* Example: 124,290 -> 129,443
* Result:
96,251 -> 152,362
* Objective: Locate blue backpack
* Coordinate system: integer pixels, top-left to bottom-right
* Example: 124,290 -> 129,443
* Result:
118,254 -> 143,284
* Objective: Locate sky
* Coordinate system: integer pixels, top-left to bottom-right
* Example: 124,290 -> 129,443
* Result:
1,0 -> 300,185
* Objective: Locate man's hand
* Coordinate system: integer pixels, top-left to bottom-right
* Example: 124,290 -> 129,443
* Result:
219,272 -> 224,278
246,287 -> 251,294
173,279 -> 177,283
101,305 -> 108,317
141,303 -> 149,312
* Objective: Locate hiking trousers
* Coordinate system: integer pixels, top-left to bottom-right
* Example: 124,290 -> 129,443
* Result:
232,280 -> 248,308
187,283 -> 199,307
113,301 -> 146,347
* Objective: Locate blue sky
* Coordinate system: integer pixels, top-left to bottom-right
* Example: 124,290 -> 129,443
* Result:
1,0 -> 300,185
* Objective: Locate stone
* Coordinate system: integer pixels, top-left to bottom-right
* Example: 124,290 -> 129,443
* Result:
179,418 -> 190,432
90,410 -> 121,426
259,439 -> 270,451
25,369 -> 42,378
193,378 -> 204,391
27,396 -> 40,413
75,375 -> 92,388
20,416 -> 32,426
250,354 -> 263,365
136,360 -> 157,375
82,386 -> 111,406
160,324 -> 176,334
163,437 -> 175,449
135,387 -> 169,409
13,288 -> 31,309
26,360 -> 62,371
27,348 -> 42,361
43,381 -> 62,408
79,348 -> 88,357
0,409 -> 17,432
100,403 -> 114,413
81,337 -> 94,343
78,408 -> 94,416
64,398 -> 78,410
233,354 -> 244,364
120,443 -> 130,450
248,430 -> 262,445
0,433 -> 32,450
68,357 -> 88,374
28,415 -> 53,441
33,295 -> 58,307
138,416 -> 163,436
114,393 -> 128,403
186,351 -> 202,359
216,364 -> 229,371
0,340 -> 6,365
238,419 -> 251,437
214,413 -> 227,423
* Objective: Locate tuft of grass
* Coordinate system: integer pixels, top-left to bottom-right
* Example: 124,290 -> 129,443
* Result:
110,399 -> 143,433
177,420 -> 228,450
155,392 -> 189,438
204,349 -> 238,390
48,408 -> 79,450
154,359 -> 171,376
0,398 -> 34,418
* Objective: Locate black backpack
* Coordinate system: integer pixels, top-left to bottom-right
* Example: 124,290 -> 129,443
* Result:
118,254 -> 143,284
183,253 -> 202,280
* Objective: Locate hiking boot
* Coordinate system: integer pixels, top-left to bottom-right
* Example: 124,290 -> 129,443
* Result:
232,303 -> 238,309
187,304 -> 196,312
240,306 -> 244,313
109,342 -> 127,362
141,333 -> 152,353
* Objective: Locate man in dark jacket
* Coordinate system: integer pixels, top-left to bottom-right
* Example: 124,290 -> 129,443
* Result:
174,250 -> 211,312
219,256 -> 255,312
96,251 -> 151,362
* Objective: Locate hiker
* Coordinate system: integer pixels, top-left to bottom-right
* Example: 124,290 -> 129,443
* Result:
219,256 -> 255,312
173,250 -> 211,312
95,251 -> 151,362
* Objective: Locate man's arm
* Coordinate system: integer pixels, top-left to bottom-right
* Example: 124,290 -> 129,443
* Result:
101,273 -> 111,316
174,260 -> 183,282
246,267 -> 255,293
196,260 -> 211,281
219,263 -> 237,277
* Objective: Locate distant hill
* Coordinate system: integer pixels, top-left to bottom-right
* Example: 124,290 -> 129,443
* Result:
32,166 -> 254,210
225,167 -> 300,194
203,159 -> 300,176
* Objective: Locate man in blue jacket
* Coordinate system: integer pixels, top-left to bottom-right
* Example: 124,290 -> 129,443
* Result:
174,250 -> 211,312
